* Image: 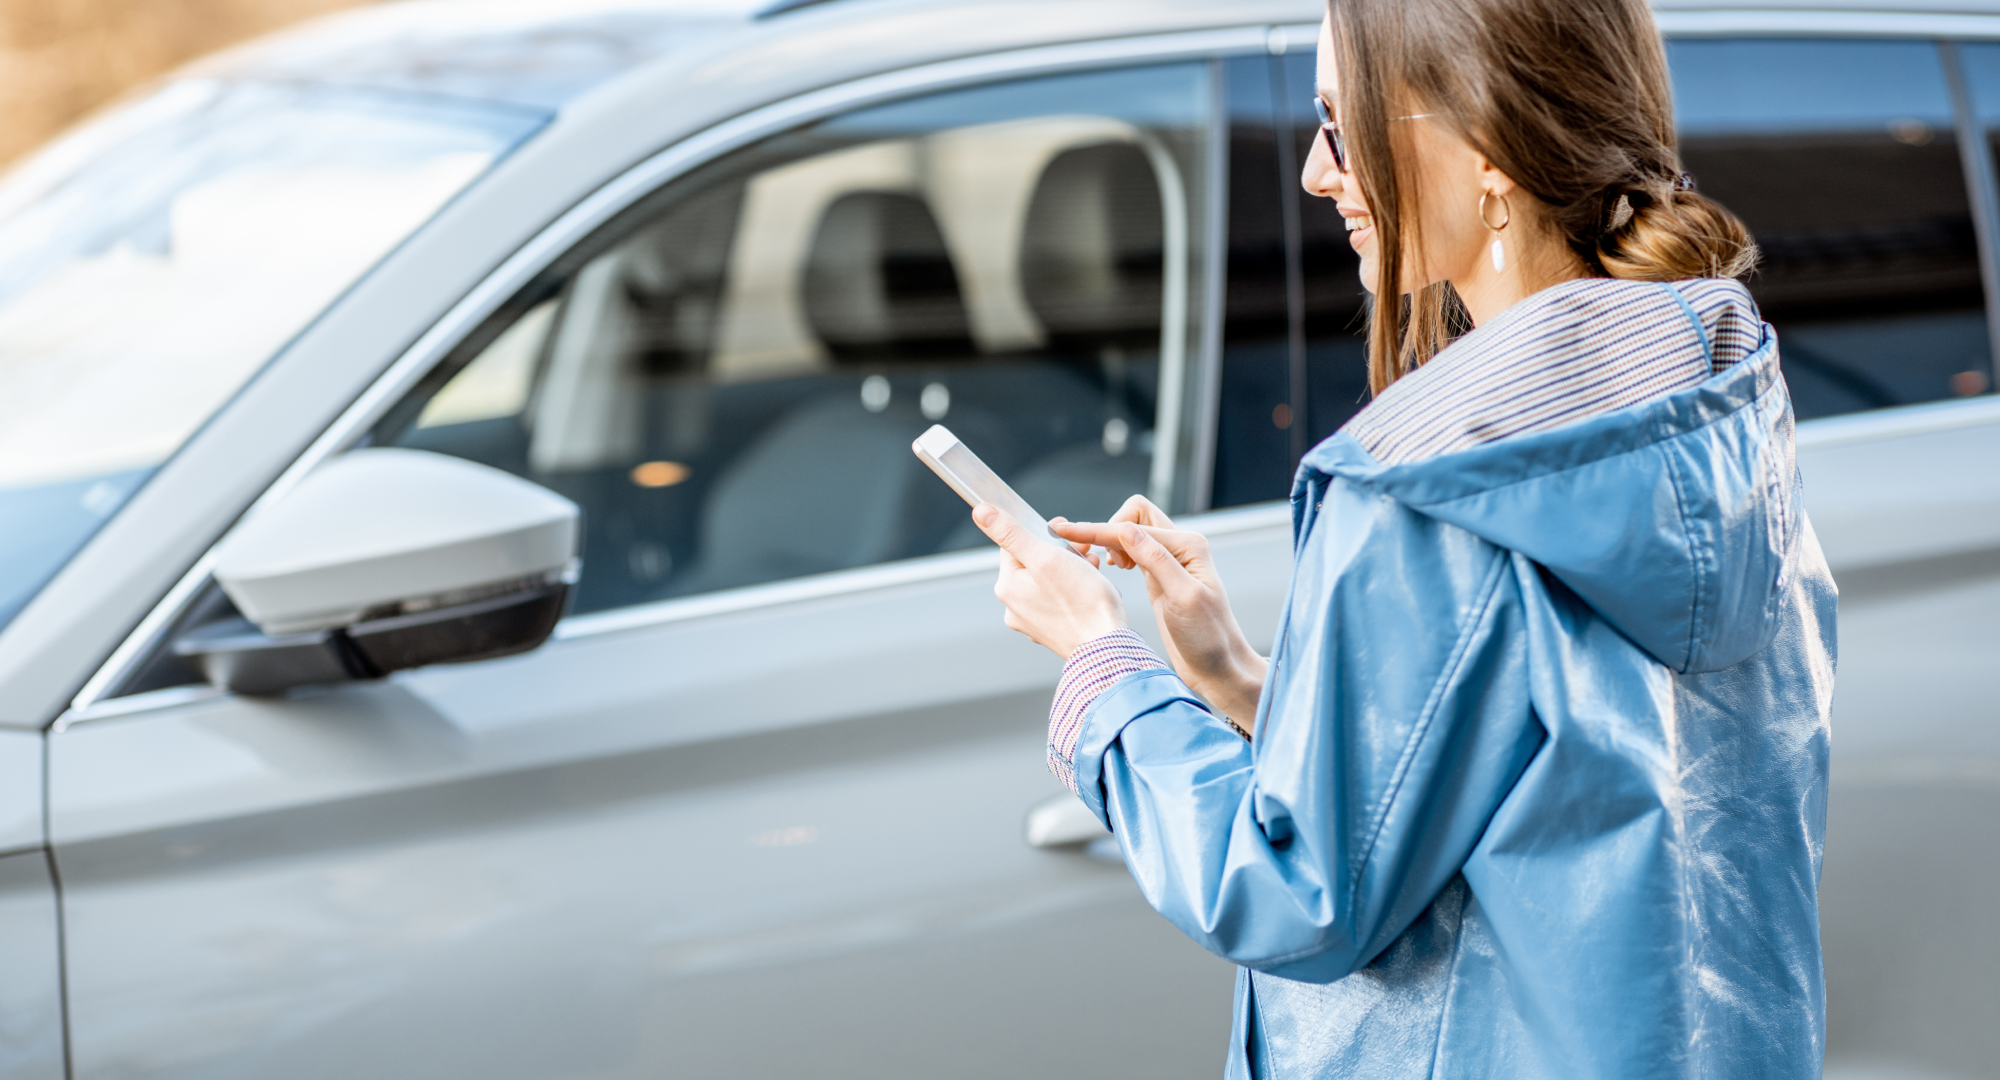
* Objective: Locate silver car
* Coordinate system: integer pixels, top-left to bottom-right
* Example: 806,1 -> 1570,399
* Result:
0,0 -> 1993,1077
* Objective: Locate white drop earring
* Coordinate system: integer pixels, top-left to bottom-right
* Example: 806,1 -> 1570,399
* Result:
1479,190 -> 1512,273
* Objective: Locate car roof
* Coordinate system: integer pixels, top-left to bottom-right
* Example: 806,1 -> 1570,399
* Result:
188,0 -> 2000,115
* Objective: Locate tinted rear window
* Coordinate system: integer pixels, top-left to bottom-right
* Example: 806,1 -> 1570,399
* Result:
1668,39 -> 1991,419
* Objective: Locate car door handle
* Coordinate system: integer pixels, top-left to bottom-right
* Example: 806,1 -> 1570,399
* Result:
1024,793 -> 1111,848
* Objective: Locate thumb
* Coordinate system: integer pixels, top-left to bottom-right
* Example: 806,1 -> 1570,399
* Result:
974,504 -> 1045,564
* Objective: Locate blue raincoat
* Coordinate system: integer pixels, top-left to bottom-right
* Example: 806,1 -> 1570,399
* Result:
1065,309 -> 1836,1077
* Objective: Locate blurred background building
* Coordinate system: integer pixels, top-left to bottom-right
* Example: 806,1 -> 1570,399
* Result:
0,0 -> 375,165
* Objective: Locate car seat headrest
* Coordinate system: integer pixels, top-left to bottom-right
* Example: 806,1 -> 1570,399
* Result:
1020,143 -> 1165,355
803,191 -> 975,363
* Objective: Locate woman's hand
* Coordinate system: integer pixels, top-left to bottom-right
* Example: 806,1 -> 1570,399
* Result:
973,504 -> 1128,660
1052,496 -> 1267,728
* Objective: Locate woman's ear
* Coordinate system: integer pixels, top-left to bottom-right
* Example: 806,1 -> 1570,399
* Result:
1474,155 -> 1518,198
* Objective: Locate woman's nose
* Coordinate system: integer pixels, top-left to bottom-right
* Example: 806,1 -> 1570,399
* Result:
1300,134 -> 1342,199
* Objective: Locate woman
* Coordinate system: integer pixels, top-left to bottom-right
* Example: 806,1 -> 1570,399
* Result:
972,0 -> 1836,1077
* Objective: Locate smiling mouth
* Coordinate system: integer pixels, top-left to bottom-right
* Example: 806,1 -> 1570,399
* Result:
1345,214 -> 1374,250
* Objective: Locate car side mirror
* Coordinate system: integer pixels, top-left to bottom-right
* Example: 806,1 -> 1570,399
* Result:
176,449 -> 580,695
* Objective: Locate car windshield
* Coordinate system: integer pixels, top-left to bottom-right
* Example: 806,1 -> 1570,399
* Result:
0,80 -> 546,631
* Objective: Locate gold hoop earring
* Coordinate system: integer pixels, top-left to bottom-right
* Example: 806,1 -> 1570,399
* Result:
1479,190 -> 1512,272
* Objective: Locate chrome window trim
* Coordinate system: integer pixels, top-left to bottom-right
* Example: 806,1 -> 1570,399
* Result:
1186,60 -> 1232,514
1271,13 -> 2000,55
558,548 -> 1011,642
1654,11 -> 2000,38
1271,24 -> 1315,55
66,23 -> 1275,717
59,685 -> 224,729
555,501 -> 1292,643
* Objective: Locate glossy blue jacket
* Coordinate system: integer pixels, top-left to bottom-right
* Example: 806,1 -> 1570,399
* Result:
1066,320 -> 1837,1077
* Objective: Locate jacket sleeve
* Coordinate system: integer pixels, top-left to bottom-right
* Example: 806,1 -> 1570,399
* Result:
1066,486 -> 1545,983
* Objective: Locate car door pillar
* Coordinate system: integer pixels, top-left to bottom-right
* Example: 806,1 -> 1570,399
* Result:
1939,40 -> 2000,391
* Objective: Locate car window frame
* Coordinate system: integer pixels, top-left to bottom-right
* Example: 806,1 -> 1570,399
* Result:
62,24 -> 1275,722
1656,19 -> 2000,429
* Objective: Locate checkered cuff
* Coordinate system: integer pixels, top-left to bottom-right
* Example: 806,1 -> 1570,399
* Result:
1047,629 -> 1169,794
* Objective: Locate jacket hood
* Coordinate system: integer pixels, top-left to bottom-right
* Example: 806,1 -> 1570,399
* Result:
1300,323 -> 1802,674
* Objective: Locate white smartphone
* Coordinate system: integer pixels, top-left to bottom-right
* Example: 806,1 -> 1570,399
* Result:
912,425 -> 1071,550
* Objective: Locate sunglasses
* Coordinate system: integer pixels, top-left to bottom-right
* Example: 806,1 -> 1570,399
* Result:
1311,96 -> 1435,173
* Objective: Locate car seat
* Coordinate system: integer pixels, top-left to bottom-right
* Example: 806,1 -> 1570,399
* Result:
940,142 -> 1164,549
677,192 -> 1005,593
1019,142 -> 1167,358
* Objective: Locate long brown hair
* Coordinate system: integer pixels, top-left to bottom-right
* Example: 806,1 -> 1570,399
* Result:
1327,0 -> 1759,393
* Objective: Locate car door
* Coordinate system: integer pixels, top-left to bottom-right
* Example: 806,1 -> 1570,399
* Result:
0,729 -> 61,1080
44,57 -> 1270,1080
1662,33 -> 2000,1080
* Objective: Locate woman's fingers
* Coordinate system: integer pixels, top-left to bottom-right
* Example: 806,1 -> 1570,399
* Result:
973,504 -> 1055,568
1143,527 -> 1212,570
1119,522 -> 1202,600
1053,520 -> 1210,577
977,504 -> 1129,658
1052,521 -> 1140,570
1052,519 -> 1163,549
1050,520 -> 1122,548
1049,517 -> 1098,563
1032,495 -> 1177,572
1107,494 -> 1175,530
993,559 -> 1040,641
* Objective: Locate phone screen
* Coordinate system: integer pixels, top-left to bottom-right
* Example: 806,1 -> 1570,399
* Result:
912,425 -> 1068,549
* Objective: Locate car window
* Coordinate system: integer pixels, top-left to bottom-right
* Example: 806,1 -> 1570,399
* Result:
1668,38 -> 1990,420
378,63 -> 1216,615
0,80 -> 544,632
1210,54 -> 1371,510
1212,56 -> 1295,509
1222,38 -> 1995,491
1950,45 -> 2000,363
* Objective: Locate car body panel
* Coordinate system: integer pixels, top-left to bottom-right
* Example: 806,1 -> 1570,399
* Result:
1797,399 -> 2000,574
0,852 -> 64,1080
1796,405 -> 2000,1079
49,507 -> 1290,1077
0,732 -> 40,856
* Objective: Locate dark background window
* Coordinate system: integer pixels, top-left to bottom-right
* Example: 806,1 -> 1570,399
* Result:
1669,38 -> 1992,419
1210,52 -> 1371,511
1206,37 -> 2000,511
1952,41 -> 2000,398
1211,56 -> 1295,509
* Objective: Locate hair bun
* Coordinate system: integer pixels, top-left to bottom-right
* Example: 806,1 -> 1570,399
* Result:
1599,187 -> 1759,281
